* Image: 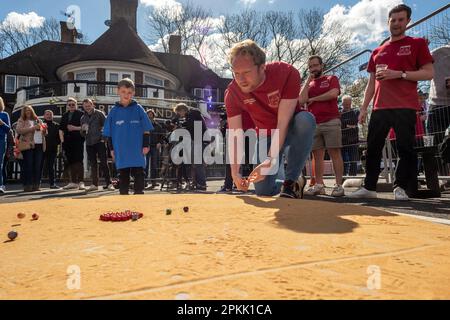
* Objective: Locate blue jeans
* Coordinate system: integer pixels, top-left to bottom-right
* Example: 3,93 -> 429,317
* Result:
0,140 -> 5,187
254,112 -> 316,196
342,145 -> 359,176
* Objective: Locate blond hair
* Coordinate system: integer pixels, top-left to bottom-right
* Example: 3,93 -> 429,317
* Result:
173,103 -> 189,113
67,97 -> 77,104
228,39 -> 266,66
20,105 -> 38,121
0,96 -> 5,112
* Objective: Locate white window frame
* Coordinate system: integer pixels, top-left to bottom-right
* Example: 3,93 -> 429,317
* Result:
5,75 -> 17,94
75,71 -> 97,81
144,74 -> 164,87
28,77 -> 40,86
106,70 -> 134,83
17,76 -> 29,90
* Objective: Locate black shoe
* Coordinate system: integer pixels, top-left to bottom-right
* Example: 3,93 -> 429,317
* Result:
195,185 -> 207,191
217,186 -> 232,193
280,176 -> 307,199
50,185 -> 60,190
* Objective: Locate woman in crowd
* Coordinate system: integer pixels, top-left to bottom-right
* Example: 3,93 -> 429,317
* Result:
0,96 -> 11,194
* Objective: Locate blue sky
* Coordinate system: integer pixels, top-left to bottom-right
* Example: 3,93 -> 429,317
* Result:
1,0 -> 448,44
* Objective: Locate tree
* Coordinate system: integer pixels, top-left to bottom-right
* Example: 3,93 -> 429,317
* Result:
0,18 -> 61,58
430,15 -> 450,47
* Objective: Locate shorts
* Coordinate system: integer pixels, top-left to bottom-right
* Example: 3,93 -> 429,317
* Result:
312,118 -> 342,150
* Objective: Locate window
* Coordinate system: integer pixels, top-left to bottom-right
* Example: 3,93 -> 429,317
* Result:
144,75 -> 163,87
75,71 -> 96,81
17,76 -> 28,89
109,73 -> 119,83
5,75 -> 16,93
194,88 -> 203,98
29,77 -> 40,87
122,74 -> 131,80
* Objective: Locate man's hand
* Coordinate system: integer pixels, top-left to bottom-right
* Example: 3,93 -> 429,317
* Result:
358,109 -> 368,124
248,158 -> 273,184
0,119 -> 4,126
376,69 -> 402,81
232,173 -> 249,192
143,147 -> 150,155
67,125 -> 76,132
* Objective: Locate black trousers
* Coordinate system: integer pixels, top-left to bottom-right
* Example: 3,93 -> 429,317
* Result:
119,167 -> 145,195
63,141 -> 84,184
86,142 -> 111,187
44,150 -> 57,186
364,109 -> 418,195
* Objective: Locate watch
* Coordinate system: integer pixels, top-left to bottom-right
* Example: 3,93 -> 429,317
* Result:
401,71 -> 407,79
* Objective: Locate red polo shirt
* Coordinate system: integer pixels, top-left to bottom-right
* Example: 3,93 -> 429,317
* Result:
367,36 -> 434,111
307,75 -> 341,124
225,62 -> 302,131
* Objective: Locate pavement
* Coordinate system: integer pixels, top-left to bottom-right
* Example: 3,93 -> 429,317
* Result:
1,178 -> 449,222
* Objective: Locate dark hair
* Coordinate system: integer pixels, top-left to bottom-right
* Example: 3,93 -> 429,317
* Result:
82,98 -> 94,105
389,4 -> 412,20
308,55 -> 323,65
118,78 -> 135,90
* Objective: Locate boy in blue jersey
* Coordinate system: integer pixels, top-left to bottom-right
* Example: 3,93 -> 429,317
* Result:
103,78 -> 154,195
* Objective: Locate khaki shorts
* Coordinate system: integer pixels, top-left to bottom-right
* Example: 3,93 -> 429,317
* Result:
312,118 -> 343,150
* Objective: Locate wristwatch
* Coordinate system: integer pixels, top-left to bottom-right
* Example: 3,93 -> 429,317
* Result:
401,71 -> 407,79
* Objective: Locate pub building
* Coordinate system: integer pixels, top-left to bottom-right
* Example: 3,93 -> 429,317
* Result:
0,0 -> 230,125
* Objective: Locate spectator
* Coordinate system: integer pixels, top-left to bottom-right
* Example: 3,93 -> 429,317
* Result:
3,130 -> 14,188
43,110 -> 61,189
0,96 -> 11,194
103,78 -> 153,195
340,95 -> 360,176
59,98 -> 86,190
300,55 -> 345,197
172,103 -> 208,191
145,109 -> 164,190
80,99 -> 114,192
349,4 -> 434,200
16,105 -> 47,192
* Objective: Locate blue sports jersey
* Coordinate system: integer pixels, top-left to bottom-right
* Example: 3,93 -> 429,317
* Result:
103,100 -> 154,170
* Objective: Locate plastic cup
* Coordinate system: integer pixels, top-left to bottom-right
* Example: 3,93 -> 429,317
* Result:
423,135 -> 434,147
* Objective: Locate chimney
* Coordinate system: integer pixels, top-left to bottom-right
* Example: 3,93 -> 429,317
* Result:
60,21 -> 78,43
110,0 -> 138,32
169,35 -> 182,55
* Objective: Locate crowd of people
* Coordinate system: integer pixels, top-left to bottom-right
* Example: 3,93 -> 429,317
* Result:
0,4 -> 449,200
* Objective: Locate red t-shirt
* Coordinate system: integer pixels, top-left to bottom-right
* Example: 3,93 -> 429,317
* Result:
225,61 -> 302,131
307,75 -> 341,124
367,36 -> 434,111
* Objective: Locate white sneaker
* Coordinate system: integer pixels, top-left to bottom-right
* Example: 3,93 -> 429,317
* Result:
78,182 -> 86,190
87,185 -> 98,192
394,187 -> 409,201
107,184 -> 116,191
63,183 -> 78,190
347,187 -> 377,199
331,184 -> 345,197
304,184 -> 326,196
0,185 -> 5,194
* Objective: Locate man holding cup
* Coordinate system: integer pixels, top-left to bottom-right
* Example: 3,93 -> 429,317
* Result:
348,4 -> 434,200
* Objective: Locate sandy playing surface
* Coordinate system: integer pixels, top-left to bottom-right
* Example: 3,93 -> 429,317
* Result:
0,194 -> 449,300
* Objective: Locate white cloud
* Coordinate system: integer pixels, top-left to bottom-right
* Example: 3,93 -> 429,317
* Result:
238,0 -> 257,6
324,0 -> 402,46
140,0 -> 183,11
1,11 -> 45,33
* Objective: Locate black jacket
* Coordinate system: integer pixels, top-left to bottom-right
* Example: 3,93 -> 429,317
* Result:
149,120 -> 165,147
44,120 -> 61,152
60,110 -> 85,144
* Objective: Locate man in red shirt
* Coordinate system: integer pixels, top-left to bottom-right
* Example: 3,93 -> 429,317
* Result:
348,4 -> 434,200
225,40 -> 316,198
299,55 -> 345,197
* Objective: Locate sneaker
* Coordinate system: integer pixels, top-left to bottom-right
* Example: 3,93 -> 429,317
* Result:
107,184 -> 116,191
50,185 -> 61,190
194,185 -> 207,192
217,186 -> 232,194
0,185 -> 5,194
304,184 -> 326,196
331,184 -> 345,197
280,176 -> 307,199
78,182 -> 86,190
63,183 -> 78,190
145,183 -> 155,190
86,185 -> 98,192
347,187 -> 377,199
394,187 -> 409,201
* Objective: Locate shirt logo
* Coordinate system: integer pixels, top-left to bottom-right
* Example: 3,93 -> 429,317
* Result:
397,45 -> 412,56
267,90 -> 281,108
116,120 -> 125,126
130,120 -> 140,124
244,98 -> 256,105
320,80 -> 330,89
